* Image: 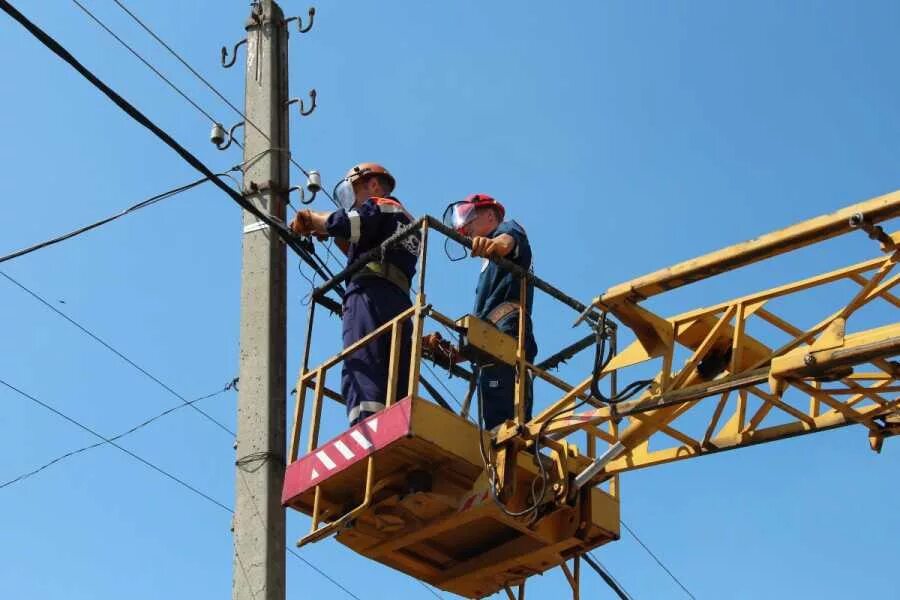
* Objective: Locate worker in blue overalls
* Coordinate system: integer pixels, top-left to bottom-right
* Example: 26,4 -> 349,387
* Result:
443,194 -> 537,431
290,163 -> 418,425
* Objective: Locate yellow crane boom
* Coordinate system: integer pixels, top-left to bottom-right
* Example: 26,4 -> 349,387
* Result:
282,191 -> 898,599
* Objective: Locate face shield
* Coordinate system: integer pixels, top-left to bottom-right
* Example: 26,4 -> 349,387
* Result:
442,201 -> 479,235
333,178 -> 358,211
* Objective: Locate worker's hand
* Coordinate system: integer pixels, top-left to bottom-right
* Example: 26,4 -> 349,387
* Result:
290,209 -> 314,236
470,236 -> 501,258
422,332 -> 445,352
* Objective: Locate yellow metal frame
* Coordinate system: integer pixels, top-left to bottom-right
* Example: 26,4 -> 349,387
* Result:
284,193 -> 899,599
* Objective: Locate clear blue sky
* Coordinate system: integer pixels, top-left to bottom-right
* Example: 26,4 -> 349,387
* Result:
1,1 -> 897,599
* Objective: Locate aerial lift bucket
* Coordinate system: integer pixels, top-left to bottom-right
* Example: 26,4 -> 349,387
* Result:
282,395 -> 619,598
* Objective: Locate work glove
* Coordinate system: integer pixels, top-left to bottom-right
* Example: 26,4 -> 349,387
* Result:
422,332 -> 463,365
470,236 -> 501,258
290,209 -> 314,236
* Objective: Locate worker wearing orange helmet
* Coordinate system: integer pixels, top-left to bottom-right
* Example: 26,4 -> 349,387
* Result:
291,163 -> 418,425
443,194 -> 537,430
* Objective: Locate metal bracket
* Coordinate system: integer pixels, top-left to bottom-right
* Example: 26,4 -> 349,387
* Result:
849,213 -> 897,254
244,180 -> 292,198
285,7 -> 316,34
288,89 -> 317,117
221,39 -> 247,69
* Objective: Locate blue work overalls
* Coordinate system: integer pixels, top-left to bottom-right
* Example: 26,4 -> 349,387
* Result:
325,196 -> 418,425
472,220 -> 538,430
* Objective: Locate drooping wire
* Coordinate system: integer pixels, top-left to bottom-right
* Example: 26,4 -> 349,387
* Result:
591,312 -> 654,406
583,552 -> 633,600
0,378 -> 237,489
2,1 -> 339,294
0,174 -> 224,265
621,520 -> 697,600
72,0 -> 220,126
0,375 -> 366,599
474,363 -> 549,522
107,0 -> 340,208
109,0 -> 255,131
0,270 -> 235,436
0,376 -> 233,512
421,360 -> 464,413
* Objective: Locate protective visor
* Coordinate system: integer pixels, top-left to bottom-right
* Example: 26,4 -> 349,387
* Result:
442,201 -> 479,234
333,179 -> 357,211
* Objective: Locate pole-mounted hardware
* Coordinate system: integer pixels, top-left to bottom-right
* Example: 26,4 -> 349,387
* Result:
287,89 -> 317,117
210,121 -> 244,150
285,7 -> 315,33
221,38 -> 247,68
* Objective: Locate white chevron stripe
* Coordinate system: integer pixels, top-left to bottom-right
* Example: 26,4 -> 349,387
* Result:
350,429 -> 373,450
334,440 -> 355,459
316,450 -> 337,470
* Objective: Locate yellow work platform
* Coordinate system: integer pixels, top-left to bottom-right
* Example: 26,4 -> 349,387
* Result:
282,396 -> 619,598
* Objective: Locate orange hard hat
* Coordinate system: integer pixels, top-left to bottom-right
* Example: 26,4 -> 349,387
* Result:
344,162 -> 395,194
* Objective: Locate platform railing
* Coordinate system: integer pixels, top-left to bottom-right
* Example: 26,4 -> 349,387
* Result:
287,216 -> 612,466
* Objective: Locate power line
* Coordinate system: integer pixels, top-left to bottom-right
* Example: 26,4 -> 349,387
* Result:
421,360 -> 464,413
0,378 -> 237,489
416,582 -> 444,599
107,0 -> 340,208
0,376 -> 233,511
0,174 -> 217,265
0,270 -> 236,436
109,0 -> 261,139
1,375 -> 366,599
1,0 -> 339,287
621,520 -> 696,600
72,0 -> 219,126
2,0 -> 285,247
286,547 -> 364,600
583,553 -> 632,600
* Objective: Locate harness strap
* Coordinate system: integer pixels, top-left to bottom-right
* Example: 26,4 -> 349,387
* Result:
351,261 -> 411,295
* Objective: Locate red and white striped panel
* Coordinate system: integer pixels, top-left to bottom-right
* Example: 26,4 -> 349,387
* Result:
282,397 -> 413,506
457,488 -> 491,513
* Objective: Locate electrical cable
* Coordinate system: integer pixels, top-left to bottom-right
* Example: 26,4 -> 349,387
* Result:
1,375 -> 366,599
583,552 -> 633,600
107,0 -> 340,208
0,270 -> 236,436
72,0 -> 220,126
0,378 -> 237,489
0,174 -> 220,265
421,360 -> 464,413
473,363 -> 549,522
590,312 -> 653,406
0,376 -> 233,512
0,0 -> 340,298
621,520 -> 696,600
109,0 -> 256,131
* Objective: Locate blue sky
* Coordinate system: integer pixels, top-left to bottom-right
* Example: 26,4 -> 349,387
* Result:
1,1 -> 897,599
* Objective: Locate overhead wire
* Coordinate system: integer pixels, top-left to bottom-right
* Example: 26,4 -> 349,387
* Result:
107,0 -> 341,208
0,376 -> 366,599
583,552 -> 633,600
1,0 -> 340,298
0,173 -> 226,265
0,270 -> 236,436
0,378 -> 237,489
72,0 -> 220,126
620,520 -> 696,600
0,376 -> 233,512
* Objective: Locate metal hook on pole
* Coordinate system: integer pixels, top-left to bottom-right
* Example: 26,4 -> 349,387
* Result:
287,89 -> 317,117
221,38 -> 247,68
285,7 -> 316,34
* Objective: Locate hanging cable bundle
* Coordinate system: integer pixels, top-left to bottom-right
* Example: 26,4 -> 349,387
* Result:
590,312 -> 654,405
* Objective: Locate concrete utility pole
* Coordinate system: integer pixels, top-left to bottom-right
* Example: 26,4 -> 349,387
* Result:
233,1 -> 289,599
